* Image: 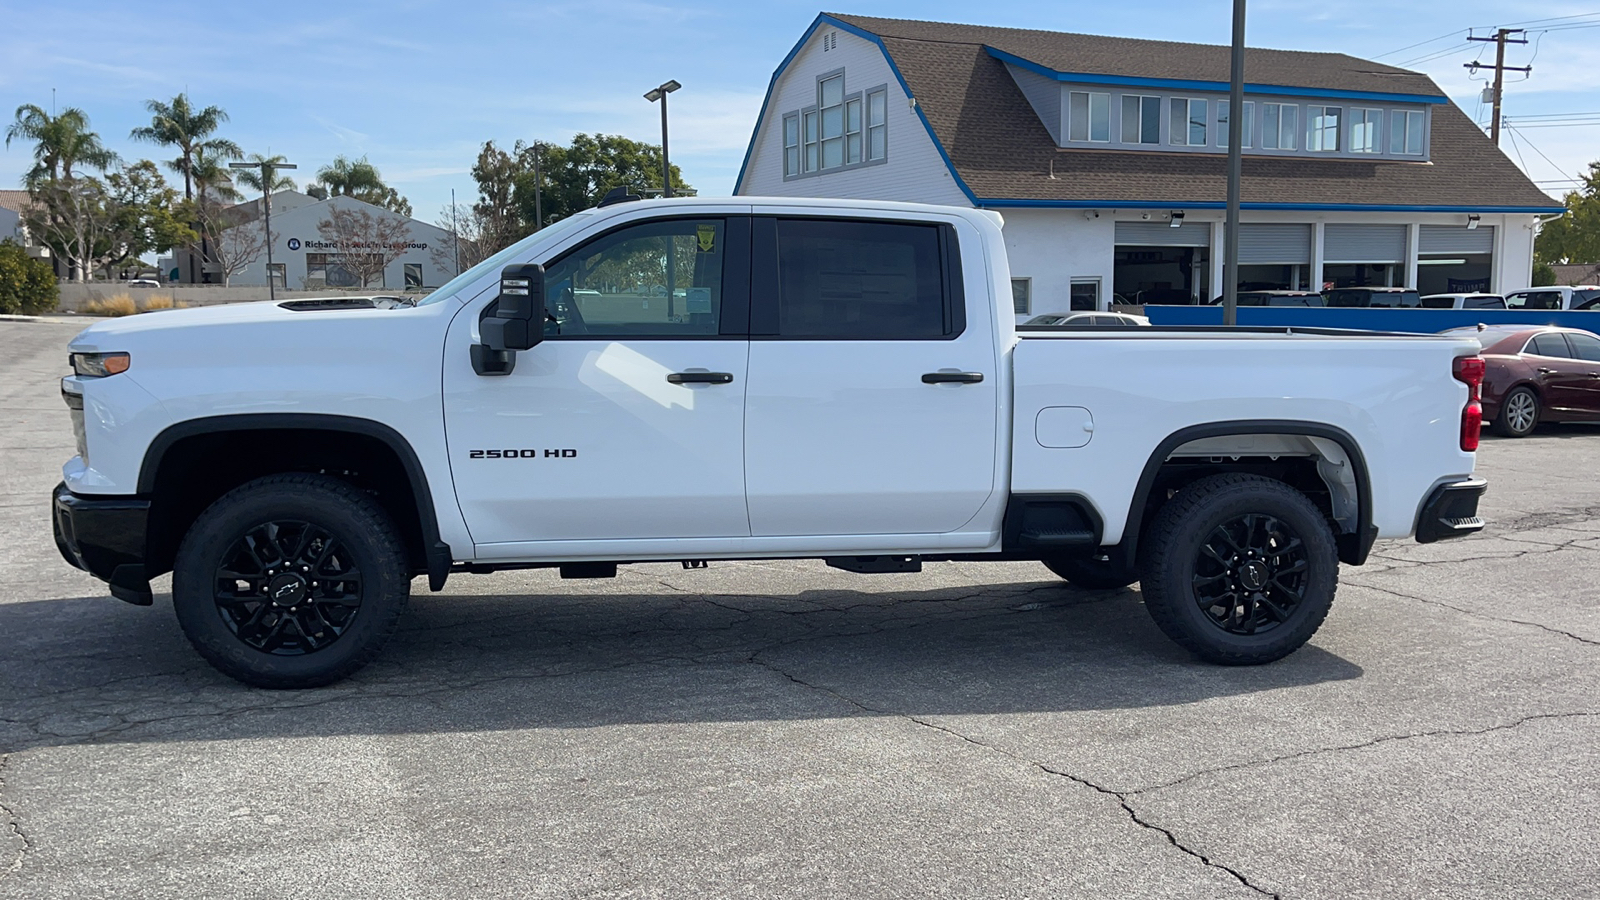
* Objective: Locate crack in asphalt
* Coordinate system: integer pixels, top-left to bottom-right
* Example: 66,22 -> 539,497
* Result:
748,654 -> 1278,899
1131,710 -> 1600,795
0,753 -> 31,882
1349,580 -> 1600,648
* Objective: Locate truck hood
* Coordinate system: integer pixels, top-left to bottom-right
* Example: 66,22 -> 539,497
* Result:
67,300 -> 417,351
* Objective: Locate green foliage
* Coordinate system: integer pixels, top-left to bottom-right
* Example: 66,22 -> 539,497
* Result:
105,161 -> 195,269
469,134 -> 692,255
1535,161 -> 1600,267
130,93 -> 240,200
0,239 -> 59,314
1532,261 -> 1556,287
312,156 -> 411,217
233,153 -> 297,193
5,105 -> 118,185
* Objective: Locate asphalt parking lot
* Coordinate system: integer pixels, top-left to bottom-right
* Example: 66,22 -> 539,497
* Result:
2,318 -> 1596,900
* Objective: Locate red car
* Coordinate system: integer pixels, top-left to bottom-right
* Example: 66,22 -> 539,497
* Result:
1445,325 -> 1600,437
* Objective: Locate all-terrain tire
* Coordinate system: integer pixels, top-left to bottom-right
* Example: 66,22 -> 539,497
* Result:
1138,473 -> 1338,665
172,473 -> 411,688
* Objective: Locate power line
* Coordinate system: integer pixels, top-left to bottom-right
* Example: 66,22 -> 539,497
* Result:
1373,29 -> 1466,60
1505,123 -> 1583,184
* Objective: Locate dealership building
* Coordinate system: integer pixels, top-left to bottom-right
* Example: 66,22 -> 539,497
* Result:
735,14 -> 1564,316
169,191 -> 454,290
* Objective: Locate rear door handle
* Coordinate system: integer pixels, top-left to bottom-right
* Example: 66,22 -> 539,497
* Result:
667,371 -> 734,384
922,371 -> 985,384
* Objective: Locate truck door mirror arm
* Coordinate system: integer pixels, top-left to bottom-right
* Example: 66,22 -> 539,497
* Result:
474,264 -> 546,376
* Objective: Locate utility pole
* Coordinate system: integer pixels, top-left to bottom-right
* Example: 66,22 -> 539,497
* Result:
644,80 -> 681,197
1465,28 -> 1530,145
1222,0 -> 1246,327
532,141 -> 543,231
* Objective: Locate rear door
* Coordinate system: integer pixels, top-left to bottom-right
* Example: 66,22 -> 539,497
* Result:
742,214 -> 999,537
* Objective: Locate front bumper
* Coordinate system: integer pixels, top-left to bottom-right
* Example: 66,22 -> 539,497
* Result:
53,482 -> 154,605
1414,477 -> 1488,544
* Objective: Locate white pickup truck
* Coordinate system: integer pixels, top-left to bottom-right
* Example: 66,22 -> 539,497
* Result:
54,196 -> 1488,688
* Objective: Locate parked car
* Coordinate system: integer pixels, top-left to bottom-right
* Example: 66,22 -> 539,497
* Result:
1325,287 -> 1422,308
1421,293 -> 1507,310
1134,288 -> 1196,305
125,279 -> 161,288
1443,324 -> 1600,437
1022,312 -> 1151,326
1208,290 -> 1325,307
1503,286 -> 1600,311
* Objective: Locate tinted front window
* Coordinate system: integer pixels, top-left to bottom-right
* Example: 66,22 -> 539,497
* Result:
1325,290 -> 1366,307
1464,295 -> 1506,309
1397,291 -> 1421,308
1529,334 -> 1572,358
1509,291 -> 1563,310
1421,296 -> 1455,309
1567,333 -> 1600,362
774,219 -> 950,338
542,218 -> 725,337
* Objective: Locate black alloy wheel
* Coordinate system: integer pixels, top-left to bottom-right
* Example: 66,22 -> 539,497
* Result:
213,521 -> 364,655
1139,473 -> 1338,665
173,473 -> 411,689
1190,513 -> 1309,635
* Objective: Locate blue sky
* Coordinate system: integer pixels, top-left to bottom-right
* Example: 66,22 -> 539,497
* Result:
2,1 -> 1595,227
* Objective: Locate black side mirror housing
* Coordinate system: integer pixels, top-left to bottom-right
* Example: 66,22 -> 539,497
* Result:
474,263 -> 546,376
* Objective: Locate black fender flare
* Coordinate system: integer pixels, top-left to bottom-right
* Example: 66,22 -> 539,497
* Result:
139,413 -> 451,590
1116,420 -> 1375,568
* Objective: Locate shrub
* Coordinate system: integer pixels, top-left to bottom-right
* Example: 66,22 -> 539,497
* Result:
84,294 -> 139,317
0,240 -> 59,315
138,294 -> 186,311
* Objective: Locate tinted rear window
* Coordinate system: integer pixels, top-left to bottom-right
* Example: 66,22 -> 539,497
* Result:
1325,290 -> 1366,307
1421,296 -> 1456,309
774,219 -> 953,338
1464,295 -> 1506,309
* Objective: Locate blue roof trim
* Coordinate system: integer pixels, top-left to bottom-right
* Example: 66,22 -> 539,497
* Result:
976,197 -> 1567,213
986,47 -> 1450,106
734,13 -> 979,205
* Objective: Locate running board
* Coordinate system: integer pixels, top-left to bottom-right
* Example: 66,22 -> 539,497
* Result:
825,555 -> 923,574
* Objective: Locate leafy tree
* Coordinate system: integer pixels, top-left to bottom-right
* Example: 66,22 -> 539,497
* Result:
0,239 -> 58,314
5,105 -> 118,185
312,155 -> 411,217
232,153 -> 297,194
1532,261 -> 1556,286
103,161 -> 195,273
24,177 -> 115,282
469,134 -> 690,256
1535,161 -> 1600,267
129,94 -> 240,201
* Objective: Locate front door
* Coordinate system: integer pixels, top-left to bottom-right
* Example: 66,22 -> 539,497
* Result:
742,214 -> 999,537
444,215 -> 751,546
1526,332 -> 1588,414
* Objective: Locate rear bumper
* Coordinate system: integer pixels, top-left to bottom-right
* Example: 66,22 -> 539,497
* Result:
1414,477 -> 1488,544
53,482 -> 154,605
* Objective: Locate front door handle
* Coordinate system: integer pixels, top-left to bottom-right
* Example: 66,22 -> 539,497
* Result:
922,371 -> 984,384
1538,367 -> 1556,375
667,371 -> 734,385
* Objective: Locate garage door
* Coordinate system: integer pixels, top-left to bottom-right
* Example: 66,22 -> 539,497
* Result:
1115,220 -> 1209,247
1323,224 -> 1407,263
1238,224 -> 1312,265
1420,224 -> 1495,255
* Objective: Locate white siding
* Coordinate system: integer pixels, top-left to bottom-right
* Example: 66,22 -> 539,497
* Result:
1001,210 -> 1116,317
738,26 -> 970,206
231,196 -> 455,290
1005,64 -> 1062,144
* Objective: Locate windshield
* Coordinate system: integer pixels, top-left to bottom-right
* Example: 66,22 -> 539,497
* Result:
417,210 -> 598,307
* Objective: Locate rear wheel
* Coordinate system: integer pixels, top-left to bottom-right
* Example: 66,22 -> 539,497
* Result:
1044,553 -> 1139,590
1139,473 -> 1338,665
1493,386 -> 1539,437
172,474 -> 412,688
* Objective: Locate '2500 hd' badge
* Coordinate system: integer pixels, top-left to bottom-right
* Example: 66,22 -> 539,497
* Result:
469,449 -> 577,459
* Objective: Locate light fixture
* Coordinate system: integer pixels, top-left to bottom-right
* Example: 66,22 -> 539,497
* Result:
1466,214 -> 1481,230
1141,212 -> 1152,221
1169,210 -> 1185,228
1083,210 -> 1099,220
643,80 -> 682,197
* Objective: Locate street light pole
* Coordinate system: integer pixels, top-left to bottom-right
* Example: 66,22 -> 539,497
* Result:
1222,0 -> 1246,327
643,80 -> 681,198
230,159 -> 297,302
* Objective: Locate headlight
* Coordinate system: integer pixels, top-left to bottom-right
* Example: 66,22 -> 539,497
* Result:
70,352 -> 130,377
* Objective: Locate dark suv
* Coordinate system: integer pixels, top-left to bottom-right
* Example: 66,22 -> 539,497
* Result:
1324,287 -> 1422,308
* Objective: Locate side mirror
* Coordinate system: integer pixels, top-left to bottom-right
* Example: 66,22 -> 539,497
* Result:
474,263 -> 545,376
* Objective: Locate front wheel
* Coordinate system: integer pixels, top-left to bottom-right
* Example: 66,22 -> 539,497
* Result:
1138,473 -> 1338,665
172,474 -> 412,688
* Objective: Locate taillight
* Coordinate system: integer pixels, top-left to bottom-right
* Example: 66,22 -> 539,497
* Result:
1453,355 -> 1485,451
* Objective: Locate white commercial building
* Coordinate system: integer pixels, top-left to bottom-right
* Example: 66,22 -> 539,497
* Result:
736,14 -> 1563,318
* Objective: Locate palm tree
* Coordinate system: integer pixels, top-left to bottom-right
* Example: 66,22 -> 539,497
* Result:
233,153 -> 297,194
129,94 -> 241,201
192,145 -> 243,209
313,155 -> 385,198
5,104 -> 118,185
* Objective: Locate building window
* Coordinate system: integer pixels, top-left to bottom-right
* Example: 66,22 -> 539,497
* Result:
867,88 -> 887,160
1389,109 -> 1424,155
1262,103 -> 1296,150
1068,91 -> 1110,142
1121,95 -> 1161,144
802,109 -> 819,172
783,114 -> 800,176
1012,278 -> 1031,315
1350,108 -> 1381,153
404,262 -> 422,289
845,96 -> 863,164
1070,278 -> 1100,311
819,74 -> 845,169
1170,98 -> 1208,146
1218,100 -> 1253,148
266,263 -> 286,289
1306,106 -> 1342,151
